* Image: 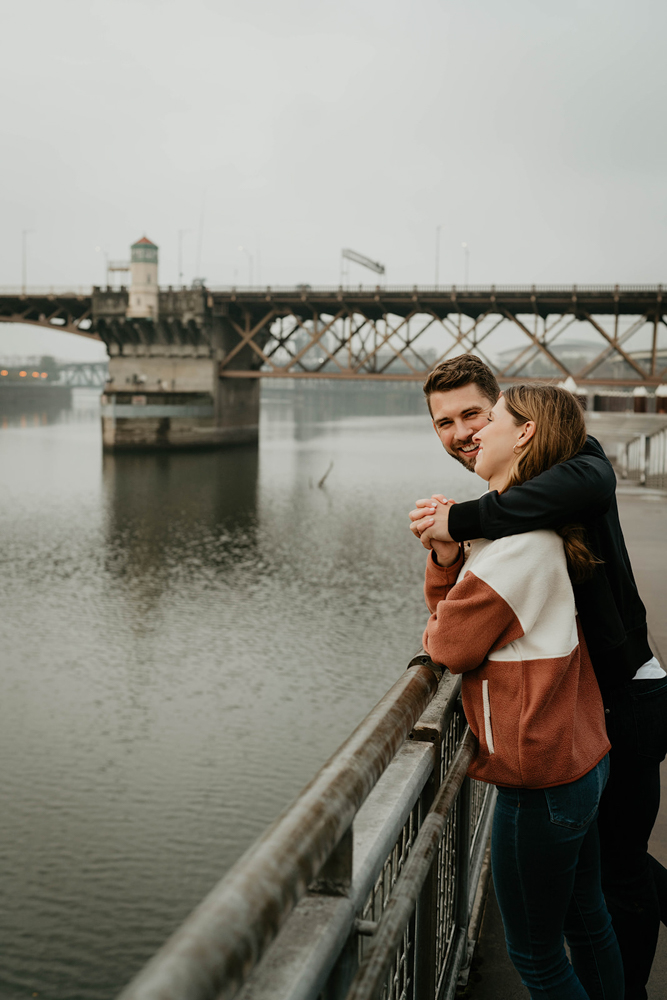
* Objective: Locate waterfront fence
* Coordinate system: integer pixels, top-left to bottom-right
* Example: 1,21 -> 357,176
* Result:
620,424 -> 667,488
117,653 -> 495,1000
646,425 -> 667,489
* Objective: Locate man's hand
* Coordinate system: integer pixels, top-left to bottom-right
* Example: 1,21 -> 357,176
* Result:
430,536 -> 461,567
409,495 -> 459,565
409,495 -> 455,545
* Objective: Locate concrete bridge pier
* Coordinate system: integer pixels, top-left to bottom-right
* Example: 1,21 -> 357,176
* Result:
101,350 -> 260,451
94,236 -> 266,451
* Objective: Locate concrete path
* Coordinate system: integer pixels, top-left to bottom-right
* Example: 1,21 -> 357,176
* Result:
464,485 -> 667,999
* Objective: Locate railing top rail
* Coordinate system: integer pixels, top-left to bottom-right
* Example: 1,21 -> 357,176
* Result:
205,284 -> 666,295
0,283 -> 665,297
118,661 -> 440,1000
0,286 -> 94,296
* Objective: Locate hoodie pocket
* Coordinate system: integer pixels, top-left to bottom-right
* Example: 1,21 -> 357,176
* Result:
482,679 -> 495,754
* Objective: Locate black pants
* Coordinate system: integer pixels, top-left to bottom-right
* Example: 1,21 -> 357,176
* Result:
599,676 -> 667,1000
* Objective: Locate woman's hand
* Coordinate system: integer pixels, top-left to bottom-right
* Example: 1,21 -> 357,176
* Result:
409,495 -> 455,547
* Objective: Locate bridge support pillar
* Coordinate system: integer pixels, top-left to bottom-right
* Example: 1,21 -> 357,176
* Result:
101,352 -> 259,451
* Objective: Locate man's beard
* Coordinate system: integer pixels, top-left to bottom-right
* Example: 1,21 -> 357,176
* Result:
448,436 -> 480,471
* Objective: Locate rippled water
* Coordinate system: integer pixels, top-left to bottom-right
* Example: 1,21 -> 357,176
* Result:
0,384 -> 482,1000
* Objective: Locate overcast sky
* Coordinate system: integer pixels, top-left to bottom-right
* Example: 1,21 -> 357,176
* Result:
1,0 -> 666,359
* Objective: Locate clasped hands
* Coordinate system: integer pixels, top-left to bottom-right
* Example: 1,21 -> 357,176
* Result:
409,494 -> 461,567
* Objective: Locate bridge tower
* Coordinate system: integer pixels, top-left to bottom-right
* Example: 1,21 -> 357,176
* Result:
127,236 -> 159,319
95,235 -> 265,452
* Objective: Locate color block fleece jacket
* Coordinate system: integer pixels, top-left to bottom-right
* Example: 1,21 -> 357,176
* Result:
447,437 -> 652,697
422,530 -> 610,789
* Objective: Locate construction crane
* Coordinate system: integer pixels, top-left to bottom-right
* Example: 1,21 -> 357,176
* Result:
341,248 -> 386,284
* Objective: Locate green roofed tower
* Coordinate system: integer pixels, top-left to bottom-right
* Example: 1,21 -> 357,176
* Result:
128,236 -> 159,319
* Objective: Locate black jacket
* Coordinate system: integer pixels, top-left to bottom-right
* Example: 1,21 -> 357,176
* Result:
448,436 -> 652,696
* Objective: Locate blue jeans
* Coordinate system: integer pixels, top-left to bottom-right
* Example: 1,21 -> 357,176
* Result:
599,675 -> 667,1000
492,756 -> 624,1000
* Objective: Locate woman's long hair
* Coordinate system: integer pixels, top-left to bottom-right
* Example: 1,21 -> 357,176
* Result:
501,384 -> 601,582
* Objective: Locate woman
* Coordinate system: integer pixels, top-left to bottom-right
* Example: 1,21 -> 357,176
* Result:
421,384 -> 623,1000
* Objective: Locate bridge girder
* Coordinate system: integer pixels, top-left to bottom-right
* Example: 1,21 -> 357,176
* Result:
214,287 -> 667,386
56,361 -> 109,387
0,291 -> 100,340
1,286 -> 666,385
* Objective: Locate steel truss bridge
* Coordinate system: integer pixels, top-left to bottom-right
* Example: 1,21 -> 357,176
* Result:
1,285 -> 665,386
56,361 -> 108,387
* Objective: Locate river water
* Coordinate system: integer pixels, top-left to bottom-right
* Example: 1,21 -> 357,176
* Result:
0,383 -> 482,1000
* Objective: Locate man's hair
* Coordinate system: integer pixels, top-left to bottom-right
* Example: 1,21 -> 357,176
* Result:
422,354 -> 500,413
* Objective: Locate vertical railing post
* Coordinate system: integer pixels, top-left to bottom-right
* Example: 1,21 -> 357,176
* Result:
316,827 -> 358,1000
413,774 -> 439,1000
453,775 -> 472,949
322,934 -> 359,1000
409,668 -> 450,1000
637,434 -> 648,486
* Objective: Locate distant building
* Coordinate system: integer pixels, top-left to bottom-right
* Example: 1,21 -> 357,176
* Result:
127,236 -> 159,319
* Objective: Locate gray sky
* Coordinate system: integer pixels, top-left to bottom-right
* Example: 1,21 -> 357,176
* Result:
1,0 -> 666,359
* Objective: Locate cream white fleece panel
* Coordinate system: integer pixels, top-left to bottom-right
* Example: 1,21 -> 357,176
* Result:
458,531 -> 579,662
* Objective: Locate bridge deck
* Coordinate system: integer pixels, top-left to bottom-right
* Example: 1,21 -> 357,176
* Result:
466,482 -> 667,998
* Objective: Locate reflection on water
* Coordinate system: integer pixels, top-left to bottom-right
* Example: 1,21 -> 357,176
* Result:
103,447 -> 260,597
263,380 -> 427,442
0,383 -> 482,1000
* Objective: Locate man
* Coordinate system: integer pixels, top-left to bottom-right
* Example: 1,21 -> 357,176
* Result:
410,354 -> 667,1000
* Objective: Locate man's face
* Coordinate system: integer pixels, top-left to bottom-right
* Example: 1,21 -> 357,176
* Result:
429,384 -> 495,470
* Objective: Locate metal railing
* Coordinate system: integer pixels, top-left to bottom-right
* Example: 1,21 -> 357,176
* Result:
646,425 -> 667,488
2,283 -> 665,297
117,655 -> 495,1000
205,283 -> 665,295
0,286 -> 93,296
621,424 -> 667,488
622,435 -> 648,482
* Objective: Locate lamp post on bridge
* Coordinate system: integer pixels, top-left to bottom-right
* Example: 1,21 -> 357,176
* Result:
95,246 -> 109,286
462,242 -> 470,289
178,229 -> 192,288
22,229 -> 35,295
238,246 -> 254,286
435,224 -> 443,288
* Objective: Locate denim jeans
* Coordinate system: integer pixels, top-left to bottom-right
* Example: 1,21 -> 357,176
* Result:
598,675 -> 667,1000
492,755 -> 624,1000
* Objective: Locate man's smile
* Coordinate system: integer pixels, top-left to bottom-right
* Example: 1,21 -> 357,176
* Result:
455,439 -> 480,464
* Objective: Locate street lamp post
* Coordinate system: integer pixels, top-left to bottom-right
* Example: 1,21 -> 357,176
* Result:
178,229 -> 192,287
462,242 -> 470,289
238,246 -> 254,286
22,229 -> 35,294
95,246 -> 109,286
435,225 -> 443,287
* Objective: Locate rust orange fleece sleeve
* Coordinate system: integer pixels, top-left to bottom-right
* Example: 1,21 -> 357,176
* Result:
423,547 -> 465,612
423,553 -> 523,673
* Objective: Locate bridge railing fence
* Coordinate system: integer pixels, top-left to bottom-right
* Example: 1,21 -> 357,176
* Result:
623,435 -> 648,482
117,653 -> 495,1000
0,282 -> 664,295
646,427 -> 667,489
204,283 -> 664,295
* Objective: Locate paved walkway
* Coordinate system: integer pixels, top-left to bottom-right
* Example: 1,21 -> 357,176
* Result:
465,484 -> 667,999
